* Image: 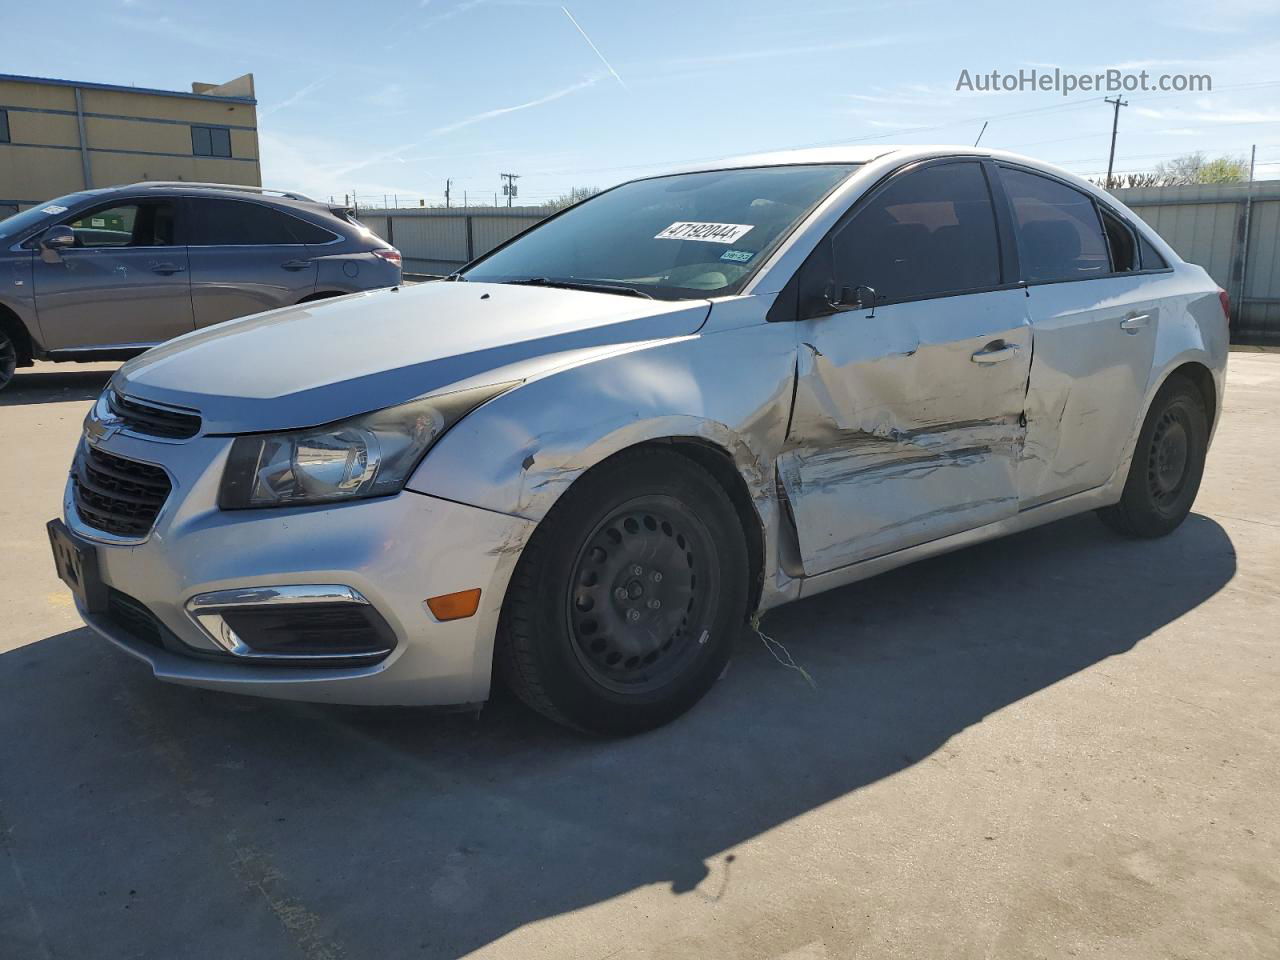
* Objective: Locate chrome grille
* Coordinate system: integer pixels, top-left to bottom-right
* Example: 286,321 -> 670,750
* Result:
107,390 -> 201,440
72,444 -> 172,538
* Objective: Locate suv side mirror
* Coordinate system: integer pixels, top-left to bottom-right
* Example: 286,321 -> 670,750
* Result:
39,224 -> 76,263
824,282 -> 878,317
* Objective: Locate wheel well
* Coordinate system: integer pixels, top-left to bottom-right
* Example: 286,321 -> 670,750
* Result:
0,303 -> 34,363
638,437 -> 766,615
1167,361 -> 1217,430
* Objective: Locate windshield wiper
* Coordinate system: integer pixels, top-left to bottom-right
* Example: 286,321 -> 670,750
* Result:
505,277 -> 654,300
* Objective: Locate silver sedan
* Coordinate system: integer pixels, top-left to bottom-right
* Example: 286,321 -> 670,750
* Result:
50,146 -> 1227,734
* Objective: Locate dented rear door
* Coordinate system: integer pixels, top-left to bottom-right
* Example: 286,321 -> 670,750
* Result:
780,291 -> 1031,575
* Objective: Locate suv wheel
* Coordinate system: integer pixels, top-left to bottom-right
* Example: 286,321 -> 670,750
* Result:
1098,374 -> 1208,538
0,329 -> 17,392
496,448 -> 749,735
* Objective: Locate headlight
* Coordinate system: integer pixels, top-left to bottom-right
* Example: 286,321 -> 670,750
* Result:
218,383 -> 514,509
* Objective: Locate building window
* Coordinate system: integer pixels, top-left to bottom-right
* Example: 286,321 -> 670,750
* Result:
191,125 -> 231,158
0,109 -> 10,144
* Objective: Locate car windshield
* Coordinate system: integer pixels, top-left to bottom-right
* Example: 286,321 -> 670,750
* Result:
0,192 -> 99,241
460,164 -> 858,300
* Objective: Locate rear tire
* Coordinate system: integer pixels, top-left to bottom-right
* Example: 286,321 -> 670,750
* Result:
1098,374 -> 1208,538
496,447 -> 749,735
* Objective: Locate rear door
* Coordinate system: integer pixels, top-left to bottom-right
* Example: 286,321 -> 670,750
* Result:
185,197 -> 319,328
779,159 -> 1033,575
998,166 -> 1162,507
30,198 -> 193,350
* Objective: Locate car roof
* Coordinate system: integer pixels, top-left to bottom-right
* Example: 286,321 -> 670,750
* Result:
110,182 -> 336,217
664,144 -> 1109,201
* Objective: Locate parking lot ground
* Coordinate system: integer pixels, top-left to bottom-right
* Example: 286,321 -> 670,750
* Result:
1,355 -> 1278,960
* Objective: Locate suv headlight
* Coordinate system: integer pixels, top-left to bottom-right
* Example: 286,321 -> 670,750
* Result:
218,383 -> 514,509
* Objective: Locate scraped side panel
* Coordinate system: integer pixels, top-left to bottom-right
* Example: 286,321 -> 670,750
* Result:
779,291 -> 1032,576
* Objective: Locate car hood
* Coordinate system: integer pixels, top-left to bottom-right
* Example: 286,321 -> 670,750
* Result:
115,282 -> 711,433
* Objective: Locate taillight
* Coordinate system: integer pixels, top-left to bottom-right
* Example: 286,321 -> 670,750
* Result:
373,248 -> 402,268
1218,289 -> 1230,323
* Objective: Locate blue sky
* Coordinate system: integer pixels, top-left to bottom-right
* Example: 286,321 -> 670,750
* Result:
7,0 -> 1280,204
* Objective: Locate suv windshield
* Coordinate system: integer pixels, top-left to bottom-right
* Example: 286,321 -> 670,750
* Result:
0,192 -> 100,241
461,164 -> 858,300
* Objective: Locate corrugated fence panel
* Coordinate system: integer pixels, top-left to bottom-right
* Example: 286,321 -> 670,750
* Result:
357,214 -> 389,240
1127,201 -> 1239,290
1241,198 -> 1280,342
470,215 -> 540,256
392,215 -> 470,264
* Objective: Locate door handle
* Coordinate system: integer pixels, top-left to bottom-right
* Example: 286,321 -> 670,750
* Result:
1119,313 -> 1151,333
281,259 -> 313,271
150,263 -> 185,276
970,341 -> 1020,364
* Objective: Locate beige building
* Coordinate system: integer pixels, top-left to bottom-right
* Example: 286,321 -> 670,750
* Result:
0,72 -> 260,216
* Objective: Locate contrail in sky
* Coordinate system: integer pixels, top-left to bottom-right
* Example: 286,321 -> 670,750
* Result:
561,6 -> 626,90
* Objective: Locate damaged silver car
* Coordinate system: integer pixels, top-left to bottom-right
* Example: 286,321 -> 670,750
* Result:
49,146 -> 1228,734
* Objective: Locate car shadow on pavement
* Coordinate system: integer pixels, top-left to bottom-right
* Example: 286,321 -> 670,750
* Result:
0,512 -> 1237,959
0,368 -> 113,406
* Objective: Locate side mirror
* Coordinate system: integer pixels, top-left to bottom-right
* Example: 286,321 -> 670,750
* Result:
824,282 -> 878,317
39,224 -> 76,263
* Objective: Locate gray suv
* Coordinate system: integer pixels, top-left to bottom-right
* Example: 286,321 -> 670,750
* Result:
0,182 -> 402,390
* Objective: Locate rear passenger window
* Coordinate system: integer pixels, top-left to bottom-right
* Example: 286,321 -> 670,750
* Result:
1099,206 -> 1137,272
189,198 -> 307,246
828,161 -> 1001,303
1001,167 -> 1109,282
1139,233 -> 1169,270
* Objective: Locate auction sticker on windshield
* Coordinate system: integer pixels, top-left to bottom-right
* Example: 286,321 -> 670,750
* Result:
655,221 -> 754,244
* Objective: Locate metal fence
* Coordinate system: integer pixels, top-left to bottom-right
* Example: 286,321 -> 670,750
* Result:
355,206 -> 552,277
360,183 -> 1280,345
1113,181 -> 1280,345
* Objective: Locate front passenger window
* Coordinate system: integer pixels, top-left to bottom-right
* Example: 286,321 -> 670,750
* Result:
827,161 -> 1001,305
64,202 -> 176,248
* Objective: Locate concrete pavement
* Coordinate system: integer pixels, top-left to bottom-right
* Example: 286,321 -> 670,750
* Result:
1,355 -> 1277,959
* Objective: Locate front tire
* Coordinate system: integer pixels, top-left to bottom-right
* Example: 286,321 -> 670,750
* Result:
0,329 -> 17,392
496,447 -> 749,735
1098,374 -> 1208,538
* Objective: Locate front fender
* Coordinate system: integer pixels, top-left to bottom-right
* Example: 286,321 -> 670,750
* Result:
406,321 -> 798,524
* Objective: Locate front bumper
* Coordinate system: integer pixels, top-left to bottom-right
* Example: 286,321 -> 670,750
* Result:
64,431 -> 534,706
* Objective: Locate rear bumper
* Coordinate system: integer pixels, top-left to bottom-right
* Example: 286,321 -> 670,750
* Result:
67,472 -> 534,706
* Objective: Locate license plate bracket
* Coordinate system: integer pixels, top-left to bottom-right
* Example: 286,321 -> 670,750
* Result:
47,518 -> 108,614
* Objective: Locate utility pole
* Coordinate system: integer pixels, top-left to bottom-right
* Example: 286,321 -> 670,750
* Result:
445,178 -> 452,208
500,172 -> 520,208
1104,96 -> 1128,190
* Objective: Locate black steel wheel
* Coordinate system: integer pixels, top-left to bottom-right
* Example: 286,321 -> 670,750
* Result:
497,447 -> 749,735
0,330 -> 16,392
1098,374 -> 1208,538
567,496 -> 720,694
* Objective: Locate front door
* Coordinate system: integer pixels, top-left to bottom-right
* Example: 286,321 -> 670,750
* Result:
778,159 -> 1032,576
31,199 -> 193,351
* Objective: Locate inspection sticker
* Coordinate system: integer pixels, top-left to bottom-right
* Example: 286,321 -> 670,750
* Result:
41,205 -> 68,215
720,249 -> 755,263
655,221 -> 754,244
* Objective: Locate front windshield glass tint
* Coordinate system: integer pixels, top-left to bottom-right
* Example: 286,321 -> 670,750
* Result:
461,164 -> 858,299
0,193 -> 96,241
